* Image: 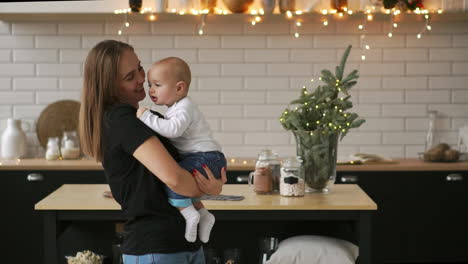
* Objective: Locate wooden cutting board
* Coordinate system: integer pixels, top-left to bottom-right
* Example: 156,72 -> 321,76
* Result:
36,100 -> 81,148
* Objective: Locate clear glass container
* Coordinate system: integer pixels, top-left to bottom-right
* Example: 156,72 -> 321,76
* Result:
61,131 -> 80,159
255,149 -> 281,192
425,110 -> 438,152
45,137 -> 61,160
280,156 -> 305,197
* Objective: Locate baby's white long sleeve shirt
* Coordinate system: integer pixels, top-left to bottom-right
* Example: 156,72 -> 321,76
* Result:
139,97 -> 221,154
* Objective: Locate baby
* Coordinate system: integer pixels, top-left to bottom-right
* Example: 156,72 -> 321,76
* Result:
137,57 -> 226,243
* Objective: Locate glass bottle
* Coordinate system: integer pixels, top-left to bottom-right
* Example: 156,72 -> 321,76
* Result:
425,110 -> 437,152
256,149 -> 281,192
45,137 -> 61,160
280,156 -> 305,197
61,131 -> 81,159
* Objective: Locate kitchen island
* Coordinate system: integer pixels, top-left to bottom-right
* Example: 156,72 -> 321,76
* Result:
35,184 -> 377,264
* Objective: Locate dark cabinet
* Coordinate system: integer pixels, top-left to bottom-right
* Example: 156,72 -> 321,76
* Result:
1,170 -> 107,264
397,171 -> 468,263
336,170 -> 468,264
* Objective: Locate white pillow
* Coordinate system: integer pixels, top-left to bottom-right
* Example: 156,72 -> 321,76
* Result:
266,235 -> 359,264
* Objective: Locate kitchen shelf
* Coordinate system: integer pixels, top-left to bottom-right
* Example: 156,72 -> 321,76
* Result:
1,12 -> 468,22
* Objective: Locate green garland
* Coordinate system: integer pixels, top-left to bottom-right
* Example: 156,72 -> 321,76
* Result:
280,44 -> 365,140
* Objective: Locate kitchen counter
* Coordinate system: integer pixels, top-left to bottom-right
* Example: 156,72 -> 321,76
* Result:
0,157 -> 256,171
2,157 -> 468,171
35,184 -> 377,211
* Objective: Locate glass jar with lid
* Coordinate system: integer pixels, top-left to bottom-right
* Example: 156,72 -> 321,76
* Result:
60,131 -> 80,159
45,137 -> 61,160
280,156 -> 305,197
255,149 -> 281,192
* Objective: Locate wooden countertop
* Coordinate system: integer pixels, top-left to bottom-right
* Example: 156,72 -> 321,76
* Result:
3,158 -> 468,171
0,158 -> 256,171
35,184 -> 377,211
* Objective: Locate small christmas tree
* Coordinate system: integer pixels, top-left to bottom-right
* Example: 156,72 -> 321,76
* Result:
280,45 -> 365,191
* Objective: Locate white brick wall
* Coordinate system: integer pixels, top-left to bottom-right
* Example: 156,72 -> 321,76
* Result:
0,16 -> 467,159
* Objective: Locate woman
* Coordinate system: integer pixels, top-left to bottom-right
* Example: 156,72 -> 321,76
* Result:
79,40 -> 226,264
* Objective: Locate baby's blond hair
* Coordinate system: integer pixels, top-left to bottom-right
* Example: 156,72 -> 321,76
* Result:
154,57 -> 191,89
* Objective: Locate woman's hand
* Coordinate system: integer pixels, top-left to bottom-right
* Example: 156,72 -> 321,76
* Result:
193,165 -> 227,196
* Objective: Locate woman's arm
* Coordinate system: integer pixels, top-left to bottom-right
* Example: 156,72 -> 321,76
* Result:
133,136 -> 204,197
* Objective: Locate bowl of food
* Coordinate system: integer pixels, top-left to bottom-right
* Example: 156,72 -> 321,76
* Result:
66,250 -> 104,264
419,143 -> 461,162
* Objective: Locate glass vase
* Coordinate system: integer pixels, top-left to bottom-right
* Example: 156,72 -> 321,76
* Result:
292,130 -> 339,193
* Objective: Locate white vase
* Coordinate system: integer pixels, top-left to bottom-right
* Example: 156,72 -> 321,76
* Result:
1,118 -> 27,159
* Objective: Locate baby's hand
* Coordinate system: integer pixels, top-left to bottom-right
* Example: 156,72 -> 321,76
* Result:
136,107 -> 148,118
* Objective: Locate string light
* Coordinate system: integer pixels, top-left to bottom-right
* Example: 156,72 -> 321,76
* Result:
198,14 -> 207,35
360,12 -> 369,61
293,19 -> 301,38
388,11 -> 395,38
417,13 -> 431,39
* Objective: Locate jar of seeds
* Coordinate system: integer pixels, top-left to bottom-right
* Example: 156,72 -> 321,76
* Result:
280,157 -> 305,197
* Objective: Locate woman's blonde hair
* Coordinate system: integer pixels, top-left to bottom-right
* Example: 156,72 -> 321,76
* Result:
79,40 -> 134,162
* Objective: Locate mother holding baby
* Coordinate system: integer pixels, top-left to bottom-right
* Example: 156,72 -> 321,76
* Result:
79,40 -> 226,264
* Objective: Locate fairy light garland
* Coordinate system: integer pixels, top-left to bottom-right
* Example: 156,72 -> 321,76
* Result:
113,5 -> 444,51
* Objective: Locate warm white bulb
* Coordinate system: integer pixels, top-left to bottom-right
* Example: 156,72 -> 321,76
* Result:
425,14 -> 429,19
125,22 -> 130,27
438,9 -> 443,14
393,23 -> 398,28
321,9 -> 328,15
361,55 -> 366,61
255,16 -> 261,22
251,21 -> 256,26
417,33 -> 422,39
286,11 -> 293,18
388,32 -> 393,38
365,44 -> 370,50
296,21 -> 302,26
367,14 -> 373,21
294,32 -> 299,38
338,13 -> 343,17
198,29 -> 204,35
323,20 -> 329,26
347,10 -> 353,14
149,14 -> 156,21
358,24 -> 363,30
117,30 -> 122,35
426,25 -> 432,30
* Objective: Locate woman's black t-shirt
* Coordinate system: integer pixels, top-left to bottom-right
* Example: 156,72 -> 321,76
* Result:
102,103 -> 201,255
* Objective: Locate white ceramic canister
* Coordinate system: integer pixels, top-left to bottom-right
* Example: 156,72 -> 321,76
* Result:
1,118 -> 27,159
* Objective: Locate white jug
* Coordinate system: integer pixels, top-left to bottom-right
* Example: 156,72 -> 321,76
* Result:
1,119 -> 27,159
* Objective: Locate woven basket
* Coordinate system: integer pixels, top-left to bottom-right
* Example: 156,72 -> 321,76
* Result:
36,100 -> 81,148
